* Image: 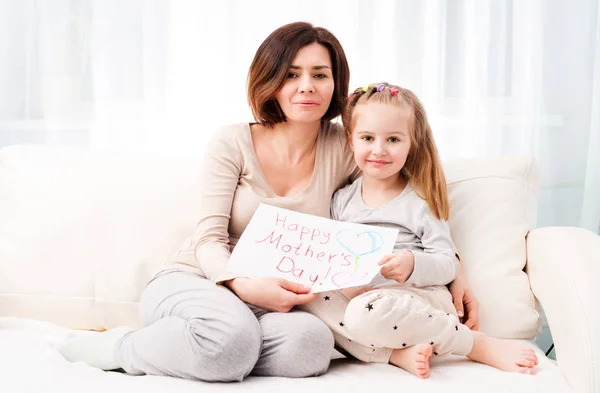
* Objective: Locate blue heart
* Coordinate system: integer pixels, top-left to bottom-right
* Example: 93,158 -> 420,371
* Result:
335,229 -> 384,257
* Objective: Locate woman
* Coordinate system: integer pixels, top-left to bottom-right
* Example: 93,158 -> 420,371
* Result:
59,21 -> 479,382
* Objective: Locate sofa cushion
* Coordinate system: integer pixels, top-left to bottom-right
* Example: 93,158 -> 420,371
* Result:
0,145 -> 204,330
0,317 -> 571,393
0,145 -> 541,339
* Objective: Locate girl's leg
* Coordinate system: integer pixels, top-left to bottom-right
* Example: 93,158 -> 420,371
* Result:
300,291 -> 392,364
343,287 -> 471,378
59,271 -> 262,382
344,287 -> 473,356
248,305 -> 334,377
466,331 -> 539,374
345,286 -> 538,376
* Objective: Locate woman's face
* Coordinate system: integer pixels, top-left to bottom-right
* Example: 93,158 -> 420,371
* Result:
275,43 -> 335,125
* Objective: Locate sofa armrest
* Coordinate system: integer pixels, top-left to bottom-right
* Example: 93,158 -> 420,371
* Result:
526,226 -> 600,393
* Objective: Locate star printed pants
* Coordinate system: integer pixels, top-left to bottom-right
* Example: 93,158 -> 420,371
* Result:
301,285 -> 474,363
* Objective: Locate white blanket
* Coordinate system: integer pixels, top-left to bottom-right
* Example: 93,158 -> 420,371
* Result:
0,317 -> 572,393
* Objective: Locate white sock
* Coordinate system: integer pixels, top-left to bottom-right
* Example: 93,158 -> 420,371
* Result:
57,326 -> 134,370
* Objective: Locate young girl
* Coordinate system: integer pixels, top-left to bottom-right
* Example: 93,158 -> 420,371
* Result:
302,83 -> 539,378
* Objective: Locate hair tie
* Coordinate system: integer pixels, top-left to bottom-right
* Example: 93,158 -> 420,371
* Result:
376,84 -> 386,92
390,88 -> 399,96
362,85 -> 369,92
348,92 -> 354,99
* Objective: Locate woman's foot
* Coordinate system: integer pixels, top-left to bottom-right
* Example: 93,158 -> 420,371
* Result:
467,331 -> 538,374
57,326 -> 134,370
389,343 -> 433,378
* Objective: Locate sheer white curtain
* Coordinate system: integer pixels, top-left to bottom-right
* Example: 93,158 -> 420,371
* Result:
0,0 -> 598,232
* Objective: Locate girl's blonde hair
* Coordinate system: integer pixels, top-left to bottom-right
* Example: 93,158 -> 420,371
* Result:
342,82 -> 450,220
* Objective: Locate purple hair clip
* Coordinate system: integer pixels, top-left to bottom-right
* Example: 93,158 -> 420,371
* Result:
376,84 -> 386,92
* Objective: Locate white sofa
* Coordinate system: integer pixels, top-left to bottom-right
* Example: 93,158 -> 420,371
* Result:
0,144 -> 598,393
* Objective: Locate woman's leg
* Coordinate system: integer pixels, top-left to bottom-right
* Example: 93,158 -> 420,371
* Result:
248,305 -> 334,378
60,271 -> 262,382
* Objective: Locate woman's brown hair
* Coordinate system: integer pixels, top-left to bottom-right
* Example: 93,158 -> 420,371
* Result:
247,22 -> 349,127
343,83 -> 450,220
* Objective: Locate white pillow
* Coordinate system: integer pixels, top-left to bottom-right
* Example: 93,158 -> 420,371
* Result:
445,156 -> 541,339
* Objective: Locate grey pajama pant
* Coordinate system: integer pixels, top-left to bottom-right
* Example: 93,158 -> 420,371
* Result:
301,285 -> 474,363
113,270 -> 334,381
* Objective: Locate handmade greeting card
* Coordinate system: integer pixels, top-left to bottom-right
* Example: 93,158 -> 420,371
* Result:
227,203 -> 399,293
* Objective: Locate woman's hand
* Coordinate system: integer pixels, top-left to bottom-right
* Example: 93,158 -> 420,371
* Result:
448,267 -> 480,330
378,250 -> 415,284
224,277 -> 317,312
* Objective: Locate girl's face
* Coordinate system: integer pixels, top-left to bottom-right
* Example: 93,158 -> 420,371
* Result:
349,102 -> 412,182
275,43 -> 335,125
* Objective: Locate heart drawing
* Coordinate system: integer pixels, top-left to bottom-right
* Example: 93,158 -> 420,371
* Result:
331,271 -> 369,288
335,229 -> 384,257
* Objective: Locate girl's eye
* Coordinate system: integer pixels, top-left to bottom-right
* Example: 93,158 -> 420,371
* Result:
361,136 -> 373,141
388,137 -> 400,143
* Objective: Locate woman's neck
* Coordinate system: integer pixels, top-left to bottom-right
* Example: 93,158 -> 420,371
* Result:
361,174 -> 408,208
268,120 -> 321,164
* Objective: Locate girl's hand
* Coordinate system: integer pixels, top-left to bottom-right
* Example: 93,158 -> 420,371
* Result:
224,277 -> 317,313
378,250 -> 415,284
448,268 -> 480,330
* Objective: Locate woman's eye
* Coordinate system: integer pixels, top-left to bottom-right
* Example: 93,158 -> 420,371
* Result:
314,73 -> 327,79
287,73 -> 298,78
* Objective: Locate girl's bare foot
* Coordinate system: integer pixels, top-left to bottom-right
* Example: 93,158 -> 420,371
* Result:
390,343 -> 433,378
467,331 -> 538,374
